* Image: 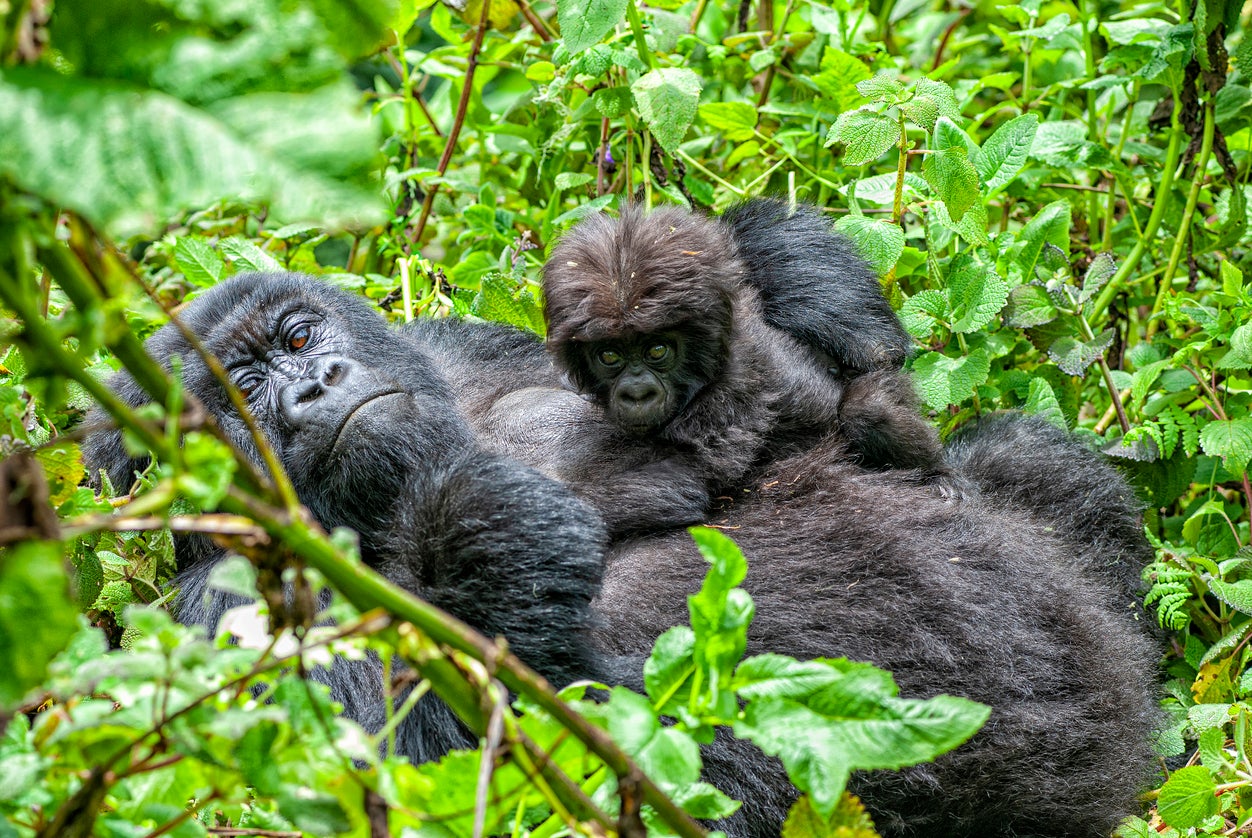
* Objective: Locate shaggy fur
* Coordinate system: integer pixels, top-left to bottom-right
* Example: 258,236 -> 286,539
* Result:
601,437 -> 1160,837
538,203 -> 945,537
81,273 -> 607,761
82,272 -> 1160,837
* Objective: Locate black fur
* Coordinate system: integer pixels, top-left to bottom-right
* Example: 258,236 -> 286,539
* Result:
81,273 -> 607,761
81,272 -> 1160,837
603,437 -> 1160,837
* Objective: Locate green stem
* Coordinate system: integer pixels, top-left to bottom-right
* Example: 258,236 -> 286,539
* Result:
1145,100 -> 1214,339
626,0 -> 655,70
1080,1 -> 1100,242
1102,89 -> 1138,252
1088,96 -> 1185,320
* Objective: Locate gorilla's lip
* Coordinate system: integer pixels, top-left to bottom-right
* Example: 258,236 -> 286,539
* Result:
331,391 -> 407,449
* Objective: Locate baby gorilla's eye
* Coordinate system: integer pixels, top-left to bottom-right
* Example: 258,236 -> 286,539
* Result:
598,349 -> 623,366
645,344 -> 670,362
288,326 -> 311,351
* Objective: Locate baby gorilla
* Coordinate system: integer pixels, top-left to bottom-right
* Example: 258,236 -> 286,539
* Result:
539,204 -> 943,537
81,273 -> 606,762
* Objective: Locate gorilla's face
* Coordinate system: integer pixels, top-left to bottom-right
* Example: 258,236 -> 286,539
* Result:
574,330 -> 700,433
130,274 -> 471,538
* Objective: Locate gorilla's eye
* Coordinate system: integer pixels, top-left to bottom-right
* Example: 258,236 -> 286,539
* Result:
288,326 -> 311,351
235,375 -> 261,399
598,349 -> 623,367
645,344 -> 670,362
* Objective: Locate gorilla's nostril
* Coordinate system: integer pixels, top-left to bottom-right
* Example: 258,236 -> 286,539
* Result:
324,361 -> 346,386
295,383 -> 323,406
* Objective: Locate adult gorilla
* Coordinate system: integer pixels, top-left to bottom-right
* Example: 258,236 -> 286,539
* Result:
82,272 -> 1159,837
81,274 -> 607,763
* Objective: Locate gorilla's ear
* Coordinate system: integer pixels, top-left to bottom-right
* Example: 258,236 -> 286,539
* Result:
722,198 -> 912,373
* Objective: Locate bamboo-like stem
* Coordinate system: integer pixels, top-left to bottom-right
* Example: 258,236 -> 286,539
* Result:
1146,99 -> 1215,339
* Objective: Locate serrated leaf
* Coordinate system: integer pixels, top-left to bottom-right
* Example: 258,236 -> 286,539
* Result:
782,793 -> 878,838
1229,323 -> 1252,364
913,79 -> 962,121
856,74 -> 904,100
827,109 -> 900,164
471,274 -> 545,335
977,113 -> 1038,194
699,101 -> 758,141
1220,260 -> 1245,298
899,96 -> 939,131
922,146 -> 980,222
947,257 -> 1008,333
1130,359 -> 1169,405
592,85 -> 633,118
557,0 -> 627,55
173,237 -> 227,287
735,688 -> 988,819
1156,765 -> 1217,829
1005,284 -> 1059,327
1199,418 -> 1252,474
632,68 -> 702,154
832,215 -> 905,276
1079,252 -> 1117,303
899,290 -> 949,339
1048,329 -> 1113,375
910,349 -> 991,410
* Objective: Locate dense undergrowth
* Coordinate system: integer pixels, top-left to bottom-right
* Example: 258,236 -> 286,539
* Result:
0,0 -> 1250,834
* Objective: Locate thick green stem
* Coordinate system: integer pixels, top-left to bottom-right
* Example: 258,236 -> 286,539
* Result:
1146,100 -> 1215,339
1089,96 -> 1185,320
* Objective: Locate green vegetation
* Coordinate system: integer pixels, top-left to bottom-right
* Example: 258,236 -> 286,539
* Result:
0,0 -> 1249,834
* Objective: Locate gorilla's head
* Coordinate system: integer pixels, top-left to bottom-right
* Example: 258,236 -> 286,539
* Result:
542,206 -> 744,434
84,273 -> 471,540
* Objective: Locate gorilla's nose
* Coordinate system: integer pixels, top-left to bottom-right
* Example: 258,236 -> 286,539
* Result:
619,378 -> 661,405
280,357 -> 356,427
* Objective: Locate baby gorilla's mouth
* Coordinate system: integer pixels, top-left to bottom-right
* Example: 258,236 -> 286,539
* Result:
331,391 -> 407,451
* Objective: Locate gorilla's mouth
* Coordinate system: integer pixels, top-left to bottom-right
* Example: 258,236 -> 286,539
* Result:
331,391 -> 408,450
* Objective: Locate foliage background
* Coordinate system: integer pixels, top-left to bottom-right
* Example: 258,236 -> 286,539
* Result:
0,0 -> 1251,834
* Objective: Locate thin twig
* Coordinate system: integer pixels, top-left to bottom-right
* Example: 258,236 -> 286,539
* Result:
410,0 -> 494,246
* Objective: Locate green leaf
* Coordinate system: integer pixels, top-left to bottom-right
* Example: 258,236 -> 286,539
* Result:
632,68 -> 702,154
922,145 -> 980,222
699,102 -> 758,141
526,61 -> 557,82
1004,284 -> 1059,327
219,236 -> 284,273
1048,329 -> 1113,375
832,215 -> 905,276
0,542 -> 79,709
1023,378 -> 1066,428
856,74 -> 904,100
947,256 -> 1008,333
782,794 -> 879,838
277,791 -> 352,834
593,86 -> 634,118
471,274 -> 545,335
827,109 -> 900,165
644,626 -> 696,713
557,0 -> 627,55
0,69 -> 384,236
977,113 -> 1038,195
554,172 -> 595,192
1220,260 -> 1245,299
173,237 -> 228,288
900,290 -> 949,339
1199,418 -> 1252,474
1156,765 -> 1218,829
1014,200 -> 1072,280
1080,252 -> 1117,303
687,527 -> 753,719
735,683 -> 988,819
910,349 -> 991,410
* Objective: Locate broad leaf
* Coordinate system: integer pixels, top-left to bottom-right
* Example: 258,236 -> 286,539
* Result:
833,215 -> 905,276
1156,765 -> 1218,829
557,0 -> 628,55
911,349 -> 991,410
977,113 -> 1038,194
827,109 -> 900,165
632,68 -> 702,154
1199,418 -> 1252,474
